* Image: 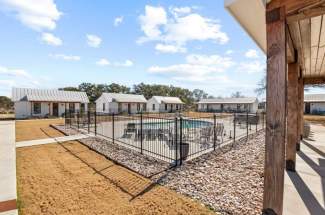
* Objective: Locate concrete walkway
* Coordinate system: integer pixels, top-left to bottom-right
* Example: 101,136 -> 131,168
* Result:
0,121 -> 18,215
283,123 -> 325,215
16,133 -> 94,148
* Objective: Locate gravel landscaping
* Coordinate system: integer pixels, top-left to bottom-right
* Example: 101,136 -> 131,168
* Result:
153,131 -> 265,215
54,125 -> 265,214
53,125 -> 173,178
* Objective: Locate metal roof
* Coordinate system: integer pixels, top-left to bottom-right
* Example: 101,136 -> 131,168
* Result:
198,97 -> 257,104
12,88 -> 89,103
152,96 -> 184,104
304,94 -> 325,102
102,93 -> 147,103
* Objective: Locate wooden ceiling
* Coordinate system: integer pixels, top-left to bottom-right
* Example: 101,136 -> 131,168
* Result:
286,1 -> 325,79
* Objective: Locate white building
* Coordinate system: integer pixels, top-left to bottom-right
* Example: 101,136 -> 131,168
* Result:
197,97 -> 259,113
147,96 -> 184,113
96,93 -> 147,114
304,94 -> 325,114
12,88 -> 89,119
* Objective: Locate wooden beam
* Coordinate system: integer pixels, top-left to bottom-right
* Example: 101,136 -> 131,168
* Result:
286,62 -> 299,171
286,25 -> 295,63
287,6 -> 325,23
300,79 -> 305,140
268,0 -> 325,15
304,77 -> 325,84
263,6 -> 287,215
297,76 -> 304,146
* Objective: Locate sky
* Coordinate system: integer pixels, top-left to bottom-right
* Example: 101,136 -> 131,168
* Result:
0,0 -> 323,98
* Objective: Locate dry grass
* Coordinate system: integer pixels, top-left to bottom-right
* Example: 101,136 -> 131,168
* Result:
16,141 -> 214,215
15,119 -> 65,142
0,113 -> 15,119
304,115 -> 325,126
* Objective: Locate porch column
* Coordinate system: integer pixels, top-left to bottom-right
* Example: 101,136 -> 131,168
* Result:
286,62 -> 299,171
297,76 -> 303,148
263,6 -> 286,215
300,78 -> 304,140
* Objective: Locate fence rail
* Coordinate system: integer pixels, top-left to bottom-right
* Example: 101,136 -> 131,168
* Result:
65,111 -> 265,165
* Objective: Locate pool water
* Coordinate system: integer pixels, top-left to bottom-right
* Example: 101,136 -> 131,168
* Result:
140,119 -> 213,129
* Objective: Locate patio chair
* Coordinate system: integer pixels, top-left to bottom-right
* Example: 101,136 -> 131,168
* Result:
215,123 -> 224,144
199,126 -> 213,146
122,123 -> 137,139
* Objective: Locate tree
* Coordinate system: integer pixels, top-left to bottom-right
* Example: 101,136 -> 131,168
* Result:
192,89 -> 208,101
0,96 -> 13,110
231,91 -> 244,98
58,87 -> 79,91
255,74 -> 266,96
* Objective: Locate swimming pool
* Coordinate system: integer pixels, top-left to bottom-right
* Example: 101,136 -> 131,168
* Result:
139,119 -> 213,129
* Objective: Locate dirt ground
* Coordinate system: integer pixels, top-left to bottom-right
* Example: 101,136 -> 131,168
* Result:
15,119 -> 65,141
16,141 -> 214,215
16,119 -> 214,215
304,114 -> 325,126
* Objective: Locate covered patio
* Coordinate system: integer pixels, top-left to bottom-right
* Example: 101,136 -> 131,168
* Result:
225,0 -> 325,214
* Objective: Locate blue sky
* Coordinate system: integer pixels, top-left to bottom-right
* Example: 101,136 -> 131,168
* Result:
0,0 -> 322,98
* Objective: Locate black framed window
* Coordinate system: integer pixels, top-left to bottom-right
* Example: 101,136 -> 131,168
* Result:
103,103 -> 106,111
33,102 -> 41,114
152,104 -> 155,110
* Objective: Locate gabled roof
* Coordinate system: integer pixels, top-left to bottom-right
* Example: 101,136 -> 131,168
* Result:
12,88 -> 89,103
198,97 -> 257,104
151,96 -> 184,104
101,93 -> 147,103
304,94 -> 325,102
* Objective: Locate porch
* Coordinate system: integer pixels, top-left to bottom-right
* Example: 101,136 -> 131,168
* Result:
283,123 -> 325,214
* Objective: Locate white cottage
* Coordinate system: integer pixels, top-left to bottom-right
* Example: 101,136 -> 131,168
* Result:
147,96 -> 184,113
197,97 -> 258,113
96,93 -> 147,114
12,88 -> 89,119
304,94 -> 325,115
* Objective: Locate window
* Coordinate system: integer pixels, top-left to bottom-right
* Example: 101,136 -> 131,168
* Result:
165,104 -> 168,110
69,103 -> 75,113
137,103 -> 141,111
103,103 -> 106,111
152,104 -> 155,110
33,102 -> 41,114
244,104 -> 248,110
176,104 -> 179,110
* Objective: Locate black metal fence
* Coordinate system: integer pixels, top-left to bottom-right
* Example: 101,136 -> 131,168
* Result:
65,111 -> 265,165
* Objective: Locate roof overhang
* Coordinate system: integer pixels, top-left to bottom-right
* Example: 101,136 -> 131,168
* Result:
225,0 -> 267,53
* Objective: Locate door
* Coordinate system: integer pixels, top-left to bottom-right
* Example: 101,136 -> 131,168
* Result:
52,103 -> 59,117
128,103 -> 131,114
305,102 -> 311,114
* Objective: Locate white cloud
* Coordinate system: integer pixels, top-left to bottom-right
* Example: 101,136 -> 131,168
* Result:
0,0 -> 62,31
148,54 -> 234,82
96,58 -> 110,66
96,58 -> 134,67
225,50 -> 233,55
138,5 -> 229,53
114,60 -> 133,67
170,6 -> 192,17
138,5 -> 167,42
86,34 -> 102,48
155,43 -> 186,53
114,16 -> 123,26
237,61 -> 265,73
50,54 -> 80,61
41,33 -> 62,46
0,65 -> 31,78
245,49 -> 259,58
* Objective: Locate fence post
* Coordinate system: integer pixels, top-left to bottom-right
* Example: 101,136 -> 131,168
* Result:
213,114 -> 216,151
179,117 -> 183,166
233,112 -> 236,144
263,112 -> 265,130
94,111 -> 97,136
112,113 -> 115,144
255,111 -> 260,133
140,112 -> 143,154
174,117 -> 178,166
69,110 -> 72,128
87,111 -> 90,133
77,111 -> 80,130
246,111 -> 249,138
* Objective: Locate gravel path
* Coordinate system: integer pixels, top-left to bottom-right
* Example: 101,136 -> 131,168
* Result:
154,132 -> 265,215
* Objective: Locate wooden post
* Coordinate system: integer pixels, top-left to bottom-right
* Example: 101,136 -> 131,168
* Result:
286,62 -> 299,172
300,78 -> 304,140
297,76 -> 303,150
263,6 -> 287,215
